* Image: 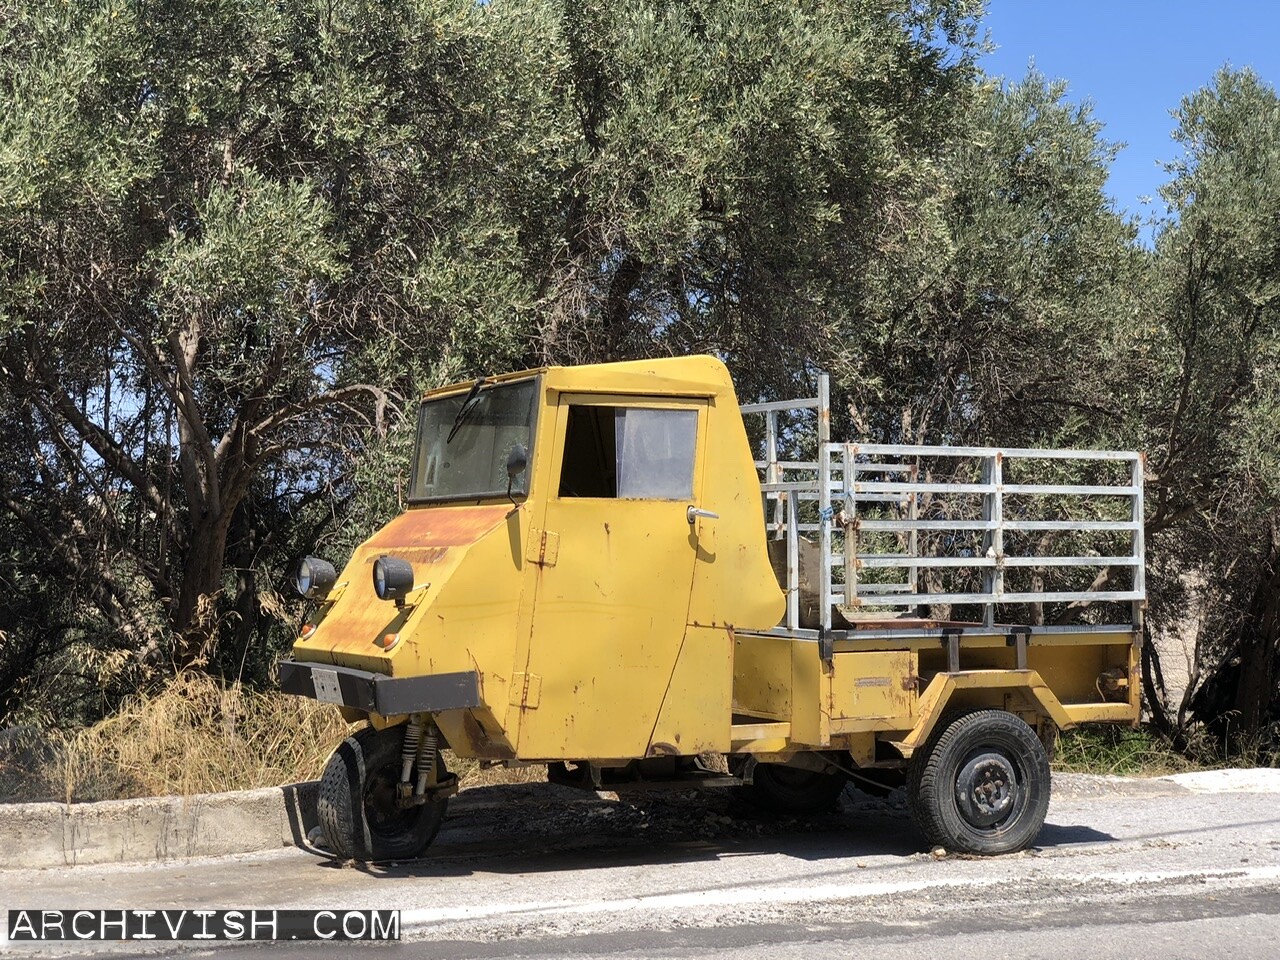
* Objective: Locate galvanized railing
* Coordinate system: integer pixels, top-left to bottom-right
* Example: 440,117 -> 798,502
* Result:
741,377 -> 829,634
741,375 -> 1146,639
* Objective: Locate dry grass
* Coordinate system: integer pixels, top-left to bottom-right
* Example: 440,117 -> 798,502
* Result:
0,672 -> 547,805
456,760 -> 547,788
1,673 -> 354,803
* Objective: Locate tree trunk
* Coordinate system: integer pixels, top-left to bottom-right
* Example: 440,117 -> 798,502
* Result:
230,511 -> 260,681
1142,628 -> 1177,741
174,510 -> 234,666
1232,525 -> 1280,734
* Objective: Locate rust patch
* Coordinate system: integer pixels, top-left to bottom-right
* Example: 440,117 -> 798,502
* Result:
365,504 -> 510,550
460,709 -> 516,760
646,741 -> 680,757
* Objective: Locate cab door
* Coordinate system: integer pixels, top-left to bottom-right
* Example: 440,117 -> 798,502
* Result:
512,393 -> 710,759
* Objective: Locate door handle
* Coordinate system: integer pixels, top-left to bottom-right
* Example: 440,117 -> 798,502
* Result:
687,506 -> 719,524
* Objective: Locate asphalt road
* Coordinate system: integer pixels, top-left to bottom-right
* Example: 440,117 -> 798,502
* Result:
3,771 -> 1279,959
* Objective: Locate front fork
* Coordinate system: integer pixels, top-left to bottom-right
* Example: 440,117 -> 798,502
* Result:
395,713 -> 457,808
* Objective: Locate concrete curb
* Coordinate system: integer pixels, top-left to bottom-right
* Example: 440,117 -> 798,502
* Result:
0,781 -> 318,870
3,769 -> 1278,870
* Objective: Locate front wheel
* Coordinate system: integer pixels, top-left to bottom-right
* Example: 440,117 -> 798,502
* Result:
316,725 -> 448,861
908,710 -> 1050,855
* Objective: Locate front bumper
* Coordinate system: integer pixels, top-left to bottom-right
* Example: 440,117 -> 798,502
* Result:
277,659 -> 482,716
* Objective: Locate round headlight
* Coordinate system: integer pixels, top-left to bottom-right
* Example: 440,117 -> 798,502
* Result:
373,556 -> 415,603
295,556 -> 337,600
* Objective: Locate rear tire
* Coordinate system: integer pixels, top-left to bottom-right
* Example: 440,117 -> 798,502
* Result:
743,762 -> 847,814
317,725 -> 448,861
908,710 -> 1049,855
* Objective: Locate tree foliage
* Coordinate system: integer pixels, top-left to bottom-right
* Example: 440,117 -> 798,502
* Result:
0,2 -> 1277,749
1138,69 -> 1280,745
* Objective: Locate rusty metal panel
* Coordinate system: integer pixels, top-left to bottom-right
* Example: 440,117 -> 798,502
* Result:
647,625 -> 735,756
509,672 -> 542,710
525,526 -> 543,564
293,504 -> 512,668
365,504 -> 510,550
789,639 -> 827,747
894,669 -> 1078,757
830,651 -> 916,722
732,633 -> 793,721
1026,641 -> 1132,705
541,530 -> 559,566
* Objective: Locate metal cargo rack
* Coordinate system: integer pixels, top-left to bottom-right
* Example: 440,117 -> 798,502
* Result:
740,375 -> 1146,655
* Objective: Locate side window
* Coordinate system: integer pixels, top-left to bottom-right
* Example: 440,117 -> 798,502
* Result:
617,408 -> 697,498
559,406 -> 698,500
558,406 -> 617,498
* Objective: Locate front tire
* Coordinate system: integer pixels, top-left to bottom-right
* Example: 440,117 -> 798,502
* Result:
317,725 -> 448,861
908,710 -> 1050,855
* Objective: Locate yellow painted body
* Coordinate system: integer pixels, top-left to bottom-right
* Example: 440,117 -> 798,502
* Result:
291,355 -> 1140,766
292,356 -> 784,761
730,628 -> 1139,762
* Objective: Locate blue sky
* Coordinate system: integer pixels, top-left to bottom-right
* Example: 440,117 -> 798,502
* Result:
980,1 -> 1280,234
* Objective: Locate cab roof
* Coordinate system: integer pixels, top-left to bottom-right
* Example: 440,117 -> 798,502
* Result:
421,355 -> 738,403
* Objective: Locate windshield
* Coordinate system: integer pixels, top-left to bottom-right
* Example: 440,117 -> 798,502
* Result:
409,377 -> 539,503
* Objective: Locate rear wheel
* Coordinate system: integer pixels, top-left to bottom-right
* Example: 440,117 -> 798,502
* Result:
743,762 -> 847,814
908,710 -> 1049,855
317,725 -> 448,861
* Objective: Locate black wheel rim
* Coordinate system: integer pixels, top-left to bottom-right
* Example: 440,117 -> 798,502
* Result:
954,749 -> 1021,831
364,761 -> 420,839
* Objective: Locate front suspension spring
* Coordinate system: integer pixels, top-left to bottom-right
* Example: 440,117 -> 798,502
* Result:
400,715 -> 423,784
415,722 -> 439,796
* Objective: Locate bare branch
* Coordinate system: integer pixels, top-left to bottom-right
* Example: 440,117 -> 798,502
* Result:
25,335 -> 168,520
248,383 -> 390,448
168,319 -> 221,516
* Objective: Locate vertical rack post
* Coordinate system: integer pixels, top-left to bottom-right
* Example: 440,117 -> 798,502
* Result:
842,444 -> 856,612
1130,454 -> 1145,633
817,374 -> 831,634
907,462 -> 919,600
992,452 -> 1004,615
766,411 -> 782,539
981,453 -> 1004,627
786,489 -> 800,631
845,443 -> 859,611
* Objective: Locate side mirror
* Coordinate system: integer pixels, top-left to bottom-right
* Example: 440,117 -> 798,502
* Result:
505,443 -> 529,481
505,443 -> 529,507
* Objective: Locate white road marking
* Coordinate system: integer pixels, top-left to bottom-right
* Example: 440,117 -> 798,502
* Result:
1160,769 -> 1280,793
401,864 -> 1280,927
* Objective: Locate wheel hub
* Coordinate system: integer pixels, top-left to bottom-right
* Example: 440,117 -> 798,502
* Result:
365,765 -> 418,835
954,751 -> 1017,828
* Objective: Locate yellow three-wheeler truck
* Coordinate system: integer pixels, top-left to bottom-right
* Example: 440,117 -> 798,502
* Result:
279,355 -> 1143,859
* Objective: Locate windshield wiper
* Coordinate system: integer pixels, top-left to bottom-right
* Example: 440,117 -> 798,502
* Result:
446,377 -> 489,444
